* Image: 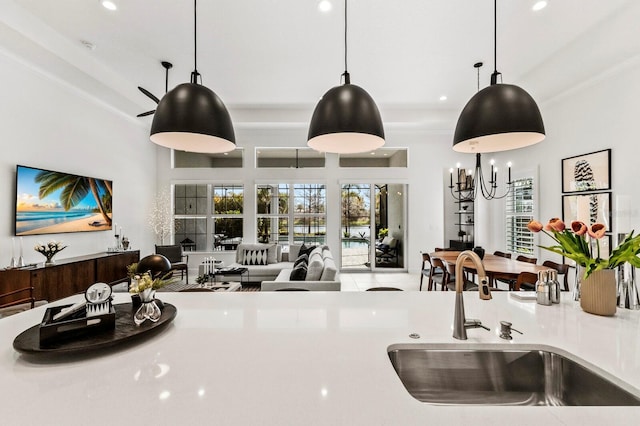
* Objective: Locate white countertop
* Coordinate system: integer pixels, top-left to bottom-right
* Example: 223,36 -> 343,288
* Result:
2,292 -> 640,425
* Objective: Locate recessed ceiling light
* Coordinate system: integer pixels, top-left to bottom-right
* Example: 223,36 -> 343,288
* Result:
318,1 -> 332,13
101,1 -> 117,11
439,95 -> 447,101
370,152 -> 376,155
532,1 -> 547,12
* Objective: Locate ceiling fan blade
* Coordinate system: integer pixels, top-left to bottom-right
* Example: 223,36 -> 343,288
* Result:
137,86 -> 160,104
136,110 -> 156,117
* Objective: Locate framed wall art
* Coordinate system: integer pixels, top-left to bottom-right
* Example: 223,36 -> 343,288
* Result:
561,149 -> 611,193
562,192 -> 612,229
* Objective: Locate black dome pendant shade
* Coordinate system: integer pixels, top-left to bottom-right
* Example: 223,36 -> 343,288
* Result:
150,0 -> 235,153
150,82 -> 235,153
453,83 -> 544,153
307,0 -> 384,154
453,0 -> 544,153
308,74 -> 384,154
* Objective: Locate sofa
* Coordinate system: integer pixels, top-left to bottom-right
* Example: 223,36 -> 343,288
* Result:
225,243 -> 292,283
225,242 -> 340,291
260,244 -> 340,291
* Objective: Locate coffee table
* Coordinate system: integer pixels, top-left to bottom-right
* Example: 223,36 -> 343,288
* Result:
208,267 -> 249,285
207,282 -> 242,292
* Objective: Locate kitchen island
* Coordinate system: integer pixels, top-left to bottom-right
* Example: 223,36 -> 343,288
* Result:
1,291 -> 640,425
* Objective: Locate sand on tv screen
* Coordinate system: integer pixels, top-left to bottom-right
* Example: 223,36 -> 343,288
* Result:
15,165 -> 113,236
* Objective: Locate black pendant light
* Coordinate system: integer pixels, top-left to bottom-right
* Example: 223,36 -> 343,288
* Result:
307,0 -> 384,154
453,0 -> 545,153
150,0 -> 235,153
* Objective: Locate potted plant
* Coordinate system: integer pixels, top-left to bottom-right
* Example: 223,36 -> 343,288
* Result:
527,218 -> 640,315
378,228 -> 389,241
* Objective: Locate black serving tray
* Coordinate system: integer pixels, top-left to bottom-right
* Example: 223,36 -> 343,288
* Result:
39,303 -> 116,346
13,303 -> 177,356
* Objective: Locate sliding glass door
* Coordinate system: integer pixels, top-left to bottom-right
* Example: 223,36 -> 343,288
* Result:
340,183 -> 406,271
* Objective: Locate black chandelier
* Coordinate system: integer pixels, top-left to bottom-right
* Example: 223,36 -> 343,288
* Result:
449,153 -> 513,201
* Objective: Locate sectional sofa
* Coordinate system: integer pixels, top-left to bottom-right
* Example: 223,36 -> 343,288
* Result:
225,242 -> 340,291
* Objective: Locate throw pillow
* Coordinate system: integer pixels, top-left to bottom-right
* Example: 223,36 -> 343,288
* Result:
243,249 -> 268,266
293,254 -> 309,268
289,264 -> 307,281
306,252 -> 324,281
288,243 -> 302,260
320,257 -> 337,281
299,244 -> 317,257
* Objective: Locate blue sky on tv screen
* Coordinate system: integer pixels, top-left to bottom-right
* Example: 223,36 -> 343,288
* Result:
16,166 -> 103,212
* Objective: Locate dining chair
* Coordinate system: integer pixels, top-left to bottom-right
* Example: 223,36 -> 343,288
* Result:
443,260 -> 479,291
156,244 -> 189,284
430,258 -> 452,291
516,255 -> 538,264
419,252 -> 433,291
366,287 -> 403,291
493,250 -> 511,259
0,286 -> 35,310
493,255 -> 538,289
542,260 -> 570,291
514,271 -> 539,291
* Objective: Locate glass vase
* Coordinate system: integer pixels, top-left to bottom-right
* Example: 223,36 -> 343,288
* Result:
44,254 -> 56,266
133,288 -> 162,325
618,262 -> 639,310
573,264 -> 585,301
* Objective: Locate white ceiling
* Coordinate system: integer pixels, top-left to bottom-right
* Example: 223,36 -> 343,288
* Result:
1,0 -> 638,130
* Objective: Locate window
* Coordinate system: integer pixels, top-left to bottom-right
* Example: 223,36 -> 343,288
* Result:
256,148 -> 325,168
173,149 -> 244,168
174,184 -> 244,251
256,183 -> 326,244
505,177 -> 535,255
339,148 -> 408,167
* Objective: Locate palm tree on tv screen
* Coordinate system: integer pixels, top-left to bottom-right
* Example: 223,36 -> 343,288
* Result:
35,171 -> 113,226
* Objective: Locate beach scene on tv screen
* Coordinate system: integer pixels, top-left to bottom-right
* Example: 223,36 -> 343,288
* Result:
16,166 -> 112,236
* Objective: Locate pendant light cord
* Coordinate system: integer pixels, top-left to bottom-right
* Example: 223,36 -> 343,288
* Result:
491,0 -> 501,85
191,0 -> 200,84
342,0 -> 350,84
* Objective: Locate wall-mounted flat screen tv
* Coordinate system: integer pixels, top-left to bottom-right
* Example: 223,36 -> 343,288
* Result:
15,165 -> 112,236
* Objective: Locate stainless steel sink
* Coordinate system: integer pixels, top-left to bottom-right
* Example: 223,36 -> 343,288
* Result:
388,344 -> 640,406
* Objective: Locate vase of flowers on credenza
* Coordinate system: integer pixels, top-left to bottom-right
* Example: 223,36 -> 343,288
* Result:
34,241 -> 66,266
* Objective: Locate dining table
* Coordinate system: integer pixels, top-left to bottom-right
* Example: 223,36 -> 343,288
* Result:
429,250 -> 550,289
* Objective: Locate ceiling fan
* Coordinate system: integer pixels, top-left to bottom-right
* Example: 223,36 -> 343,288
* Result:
136,61 -> 172,118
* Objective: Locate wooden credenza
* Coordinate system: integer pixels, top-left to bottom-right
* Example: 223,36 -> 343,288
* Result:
0,251 -> 140,303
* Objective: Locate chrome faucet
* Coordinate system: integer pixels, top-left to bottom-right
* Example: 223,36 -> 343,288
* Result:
453,250 -> 492,340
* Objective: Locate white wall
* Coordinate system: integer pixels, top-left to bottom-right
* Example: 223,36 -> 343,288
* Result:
0,50 -> 157,266
156,126 -> 459,273
482,58 -> 640,267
